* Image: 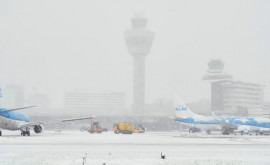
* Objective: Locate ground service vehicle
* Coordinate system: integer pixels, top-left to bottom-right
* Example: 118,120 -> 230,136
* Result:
114,122 -> 145,134
88,121 -> 103,133
113,122 -> 133,134
132,124 -> 145,133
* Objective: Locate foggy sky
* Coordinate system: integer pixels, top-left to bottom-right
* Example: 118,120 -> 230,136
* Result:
0,0 -> 269,107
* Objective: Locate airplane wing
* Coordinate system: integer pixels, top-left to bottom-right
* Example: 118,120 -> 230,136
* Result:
168,116 -> 186,120
61,116 -> 95,122
1,106 -> 37,112
20,122 -> 44,128
211,112 -> 237,129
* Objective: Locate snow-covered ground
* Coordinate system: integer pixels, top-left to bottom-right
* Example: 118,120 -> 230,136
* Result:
0,131 -> 270,165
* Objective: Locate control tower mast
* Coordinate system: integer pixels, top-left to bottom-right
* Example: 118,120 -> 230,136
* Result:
124,15 -> 155,114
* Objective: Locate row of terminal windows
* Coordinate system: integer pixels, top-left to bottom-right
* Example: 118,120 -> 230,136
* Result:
223,99 -> 261,103
223,96 -> 262,101
222,90 -> 262,96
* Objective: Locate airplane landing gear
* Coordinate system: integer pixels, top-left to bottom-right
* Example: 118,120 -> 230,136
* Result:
21,127 -> 30,136
21,131 -> 30,136
189,127 -> 201,133
221,128 -> 232,135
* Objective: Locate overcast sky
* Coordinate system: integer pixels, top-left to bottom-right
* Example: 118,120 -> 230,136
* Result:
0,0 -> 269,107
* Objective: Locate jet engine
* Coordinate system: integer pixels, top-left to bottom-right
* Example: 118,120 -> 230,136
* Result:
34,125 -> 43,133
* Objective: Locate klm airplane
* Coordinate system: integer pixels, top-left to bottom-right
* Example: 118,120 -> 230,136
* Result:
0,88 -> 95,136
0,106 -> 43,136
0,88 -> 43,136
172,95 -> 270,135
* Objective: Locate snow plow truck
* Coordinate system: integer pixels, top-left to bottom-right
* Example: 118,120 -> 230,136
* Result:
113,122 -> 145,134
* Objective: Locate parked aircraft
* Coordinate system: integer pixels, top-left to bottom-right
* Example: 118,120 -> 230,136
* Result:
0,106 -> 95,136
172,95 -> 270,135
0,105 -> 43,136
0,89 -> 94,136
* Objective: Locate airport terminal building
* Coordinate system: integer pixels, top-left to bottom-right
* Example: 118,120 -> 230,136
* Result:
203,59 -> 264,116
211,80 -> 264,116
64,91 -> 128,116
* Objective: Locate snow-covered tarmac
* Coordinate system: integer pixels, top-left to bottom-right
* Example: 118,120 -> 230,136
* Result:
0,131 -> 270,165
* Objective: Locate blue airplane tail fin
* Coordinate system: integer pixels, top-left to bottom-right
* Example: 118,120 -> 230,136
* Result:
174,94 -> 200,119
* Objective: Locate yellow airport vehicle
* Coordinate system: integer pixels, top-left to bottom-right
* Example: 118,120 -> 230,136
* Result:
132,125 -> 145,133
113,122 -> 145,134
113,122 -> 133,134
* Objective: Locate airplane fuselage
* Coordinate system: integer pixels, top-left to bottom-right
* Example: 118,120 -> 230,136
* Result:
175,116 -> 270,129
219,117 -> 270,128
175,117 -> 221,130
0,109 -> 30,131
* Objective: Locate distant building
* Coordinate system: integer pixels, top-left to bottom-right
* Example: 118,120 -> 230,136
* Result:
263,102 -> 270,110
0,85 -> 25,108
203,59 -> 264,116
215,80 -> 263,115
248,107 -> 270,117
64,91 -> 127,115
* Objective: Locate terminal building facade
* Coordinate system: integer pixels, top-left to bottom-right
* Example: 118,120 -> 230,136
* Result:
64,91 -> 127,116
203,59 -> 264,116
211,80 -> 263,115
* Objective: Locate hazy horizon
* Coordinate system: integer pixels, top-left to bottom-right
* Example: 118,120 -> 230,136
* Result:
0,0 -> 269,108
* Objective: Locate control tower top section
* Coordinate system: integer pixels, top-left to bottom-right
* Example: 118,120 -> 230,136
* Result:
124,15 -> 155,56
203,59 -> 233,81
131,16 -> 147,28
208,59 -> 224,73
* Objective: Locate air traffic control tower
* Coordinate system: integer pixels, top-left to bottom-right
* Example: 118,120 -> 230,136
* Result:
124,15 -> 155,114
203,59 -> 233,113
